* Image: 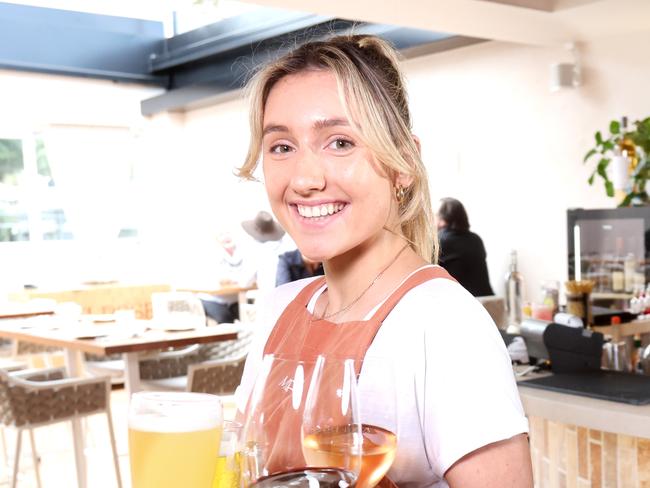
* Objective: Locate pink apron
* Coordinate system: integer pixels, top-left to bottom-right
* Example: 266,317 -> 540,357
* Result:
260,266 -> 455,486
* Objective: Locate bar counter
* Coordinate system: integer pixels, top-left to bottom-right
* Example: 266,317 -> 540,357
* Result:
518,377 -> 650,487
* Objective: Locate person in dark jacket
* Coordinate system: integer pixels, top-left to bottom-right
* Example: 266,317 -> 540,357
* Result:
276,249 -> 324,286
436,197 -> 494,296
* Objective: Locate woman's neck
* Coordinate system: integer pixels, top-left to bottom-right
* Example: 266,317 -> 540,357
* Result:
317,234 -> 426,322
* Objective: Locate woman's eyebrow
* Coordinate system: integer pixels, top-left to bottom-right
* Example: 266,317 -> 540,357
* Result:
262,118 -> 350,137
313,118 -> 349,130
262,124 -> 288,136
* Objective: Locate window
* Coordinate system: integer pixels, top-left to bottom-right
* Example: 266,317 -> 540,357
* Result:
0,126 -> 139,243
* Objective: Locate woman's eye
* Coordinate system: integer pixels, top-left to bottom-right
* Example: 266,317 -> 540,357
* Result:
328,138 -> 354,151
270,144 -> 293,154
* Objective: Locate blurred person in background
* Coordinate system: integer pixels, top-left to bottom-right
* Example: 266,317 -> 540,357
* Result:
276,249 -> 324,286
198,232 -> 255,323
436,197 -> 494,297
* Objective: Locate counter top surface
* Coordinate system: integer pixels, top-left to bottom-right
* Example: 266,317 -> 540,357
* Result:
517,369 -> 650,438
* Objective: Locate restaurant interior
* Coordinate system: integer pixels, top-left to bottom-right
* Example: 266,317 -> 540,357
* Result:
1,0 -> 649,487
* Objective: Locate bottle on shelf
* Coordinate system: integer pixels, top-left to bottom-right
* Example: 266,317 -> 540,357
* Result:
624,252 -> 636,293
610,238 -> 625,293
505,250 -> 524,327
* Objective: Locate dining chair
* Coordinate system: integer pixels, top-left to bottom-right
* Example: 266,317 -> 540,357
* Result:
477,295 -> 507,329
186,352 -> 247,398
150,291 -> 207,330
0,360 -> 27,480
138,324 -> 254,392
0,367 -> 122,488
238,289 -> 260,323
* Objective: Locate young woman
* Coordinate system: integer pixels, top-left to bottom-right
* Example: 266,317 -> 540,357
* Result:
235,35 -> 533,487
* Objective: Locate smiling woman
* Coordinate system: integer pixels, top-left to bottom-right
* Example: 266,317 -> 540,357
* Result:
235,35 -> 533,488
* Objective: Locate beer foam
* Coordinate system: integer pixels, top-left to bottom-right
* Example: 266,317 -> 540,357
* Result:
129,392 -> 223,433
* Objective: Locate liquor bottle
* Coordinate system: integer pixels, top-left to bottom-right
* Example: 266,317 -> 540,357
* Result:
619,116 -> 639,174
505,250 -> 524,326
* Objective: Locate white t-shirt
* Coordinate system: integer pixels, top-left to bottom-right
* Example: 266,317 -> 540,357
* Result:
236,266 -> 528,487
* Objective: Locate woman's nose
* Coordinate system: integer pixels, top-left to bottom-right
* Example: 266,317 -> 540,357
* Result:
290,151 -> 325,194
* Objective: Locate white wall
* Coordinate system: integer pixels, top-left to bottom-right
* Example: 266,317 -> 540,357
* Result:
402,31 -> 650,302
0,70 -> 165,290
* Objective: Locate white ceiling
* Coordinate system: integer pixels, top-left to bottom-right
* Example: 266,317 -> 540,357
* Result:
239,0 -> 650,47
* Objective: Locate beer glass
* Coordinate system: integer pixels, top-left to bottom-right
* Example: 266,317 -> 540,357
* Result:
128,391 -> 223,488
213,420 -> 242,488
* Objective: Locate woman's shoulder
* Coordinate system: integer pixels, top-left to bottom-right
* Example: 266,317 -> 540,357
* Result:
390,268 -> 496,332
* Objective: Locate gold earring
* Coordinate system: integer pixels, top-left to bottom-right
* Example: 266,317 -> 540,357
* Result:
395,185 -> 406,205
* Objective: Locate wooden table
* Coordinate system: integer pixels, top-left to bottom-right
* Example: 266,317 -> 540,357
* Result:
173,282 -> 256,296
0,303 -> 55,320
0,316 -> 240,488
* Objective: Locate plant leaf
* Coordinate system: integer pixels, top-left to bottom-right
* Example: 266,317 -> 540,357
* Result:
603,141 -> 615,151
583,148 -> 597,163
595,131 -> 603,145
597,158 -> 609,179
588,171 -> 596,185
610,120 -> 620,135
605,181 -> 615,197
619,193 -> 633,207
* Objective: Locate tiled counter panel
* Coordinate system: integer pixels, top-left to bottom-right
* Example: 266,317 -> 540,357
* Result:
519,384 -> 650,488
528,416 -> 648,487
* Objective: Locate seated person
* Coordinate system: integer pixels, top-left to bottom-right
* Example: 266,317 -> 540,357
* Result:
436,197 -> 495,297
276,249 -> 324,286
199,232 -> 255,323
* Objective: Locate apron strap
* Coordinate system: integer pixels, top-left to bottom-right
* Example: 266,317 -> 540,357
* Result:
368,265 -> 456,324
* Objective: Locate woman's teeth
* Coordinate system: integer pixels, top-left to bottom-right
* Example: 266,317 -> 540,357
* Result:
297,203 -> 344,218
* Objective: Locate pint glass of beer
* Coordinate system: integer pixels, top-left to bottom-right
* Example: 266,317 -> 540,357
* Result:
129,391 -> 223,488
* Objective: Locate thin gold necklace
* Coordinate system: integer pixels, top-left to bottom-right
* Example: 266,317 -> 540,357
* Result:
319,243 -> 409,321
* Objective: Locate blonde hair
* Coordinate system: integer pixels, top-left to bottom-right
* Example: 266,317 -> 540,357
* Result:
238,35 -> 438,263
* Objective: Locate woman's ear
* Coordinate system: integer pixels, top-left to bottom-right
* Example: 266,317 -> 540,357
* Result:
412,134 -> 421,155
395,172 -> 414,189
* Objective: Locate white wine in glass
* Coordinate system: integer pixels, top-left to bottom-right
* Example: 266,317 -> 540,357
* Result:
355,356 -> 399,488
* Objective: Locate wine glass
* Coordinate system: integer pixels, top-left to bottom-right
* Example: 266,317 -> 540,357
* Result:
354,356 -> 399,488
240,354 -> 362,487
301,356 -> 363,483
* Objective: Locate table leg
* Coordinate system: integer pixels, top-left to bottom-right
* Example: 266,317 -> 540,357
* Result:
124,351 -> 142,398
63,349 -> 87,488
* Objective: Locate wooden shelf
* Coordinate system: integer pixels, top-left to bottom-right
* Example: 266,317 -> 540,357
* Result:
593,317 -> 650,340
591,292 -> 634,300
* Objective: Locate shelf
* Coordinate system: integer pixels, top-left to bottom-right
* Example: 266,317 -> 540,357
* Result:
591,292 -> 634,300
593,318 -> 650,340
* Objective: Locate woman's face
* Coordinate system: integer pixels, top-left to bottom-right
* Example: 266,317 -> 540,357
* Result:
261,70 -> 396,262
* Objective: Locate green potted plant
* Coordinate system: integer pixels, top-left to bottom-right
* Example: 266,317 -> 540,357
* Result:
584,116 -> 650,206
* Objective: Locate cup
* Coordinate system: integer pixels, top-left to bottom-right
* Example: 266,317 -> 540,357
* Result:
566,292 -> 592,326
531,303 -> 553,321
602,341 -> 630,372
540,280 -> 560,315
128,391 -> 223,488
213,420 -> 242,488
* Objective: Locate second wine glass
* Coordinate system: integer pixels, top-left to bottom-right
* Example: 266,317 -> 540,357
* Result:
354,356 -> 399,488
